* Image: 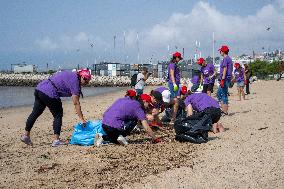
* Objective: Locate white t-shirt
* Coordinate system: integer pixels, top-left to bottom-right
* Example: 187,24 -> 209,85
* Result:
135,73 -> 145,90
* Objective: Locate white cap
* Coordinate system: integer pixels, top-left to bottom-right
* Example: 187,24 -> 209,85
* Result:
161,90 -> 171,103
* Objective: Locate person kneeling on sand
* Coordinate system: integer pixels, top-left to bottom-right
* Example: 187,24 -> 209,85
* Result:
95,94 -> 161,146
185,92 -> 224,133
21,69 -> 91,147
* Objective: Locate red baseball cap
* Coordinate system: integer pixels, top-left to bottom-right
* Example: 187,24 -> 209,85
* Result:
197,58 -> 205,65
218,45 -> 229,53
173,52 -> 183,59
234,62 -> 240,68
126,89 -> 136,97
140,94 -> 153,106
180,86 -> 188,95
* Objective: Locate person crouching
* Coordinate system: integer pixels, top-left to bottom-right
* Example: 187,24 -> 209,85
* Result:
95,94 -> 161,146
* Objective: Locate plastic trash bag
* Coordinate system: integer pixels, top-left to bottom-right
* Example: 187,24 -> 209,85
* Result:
69,120 -> 106,146
174,112 -> 212,144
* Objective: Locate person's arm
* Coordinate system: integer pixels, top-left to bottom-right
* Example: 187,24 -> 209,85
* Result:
170,68 -> 176,84
72,95 -> 86,124
186,104 -> 193,117
141,120 -> 160,142
200,74 -> 204,84
144,73 -> 150,81
222,67 -> 227,80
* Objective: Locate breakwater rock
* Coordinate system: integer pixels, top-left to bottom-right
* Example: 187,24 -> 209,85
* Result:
0,73 -> 167,87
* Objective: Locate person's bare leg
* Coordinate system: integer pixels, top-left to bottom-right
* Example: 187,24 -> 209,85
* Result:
171,98 -> 179,123
238,87 -> 241,101
25,131 -> 31,137
212,123 -> 219,134
221,102 -> 228,114
241,87 -> 245,100
54,134 -> 60,141
217,122 -> 225,132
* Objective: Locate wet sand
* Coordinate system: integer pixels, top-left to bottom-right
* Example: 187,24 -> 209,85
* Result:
0,81 -> 283,188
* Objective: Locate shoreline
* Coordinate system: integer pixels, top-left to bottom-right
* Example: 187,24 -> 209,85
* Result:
0,80 -> 283,188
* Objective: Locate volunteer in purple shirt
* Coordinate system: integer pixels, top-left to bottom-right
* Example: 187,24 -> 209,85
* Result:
217,45 -> 233,115
185,92 -> 224,134
96,94 -> 161,146
21,69 -> 91,147
233,63 -> 246,101
197,57 -> 216,96
167,52 -> 182,124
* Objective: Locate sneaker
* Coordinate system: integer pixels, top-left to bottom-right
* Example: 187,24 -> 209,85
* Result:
117,135 -> 128,146
95,133 -> 103,147
20,135 -> 33,146
51,140 -> 66,147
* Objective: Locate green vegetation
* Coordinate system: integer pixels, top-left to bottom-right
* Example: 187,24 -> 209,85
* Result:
249,60 -> 279,79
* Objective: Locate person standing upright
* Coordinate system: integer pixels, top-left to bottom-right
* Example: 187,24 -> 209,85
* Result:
197,57 -> 216,96
217,45 -> 233,115
167,52 -> 182,124
135,67 -> 151,96
244,63 -> 251,95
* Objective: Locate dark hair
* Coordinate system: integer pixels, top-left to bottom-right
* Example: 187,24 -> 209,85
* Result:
142,67 -> 148,72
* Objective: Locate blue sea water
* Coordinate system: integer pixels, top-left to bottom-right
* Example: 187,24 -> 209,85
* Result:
0,86 -> 124,108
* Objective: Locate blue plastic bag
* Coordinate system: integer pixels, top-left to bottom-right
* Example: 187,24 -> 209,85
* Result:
69,120 -> 106,146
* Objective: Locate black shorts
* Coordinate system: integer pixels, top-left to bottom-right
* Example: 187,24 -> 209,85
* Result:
203,107 -> 221,124
202,83 -> 214,93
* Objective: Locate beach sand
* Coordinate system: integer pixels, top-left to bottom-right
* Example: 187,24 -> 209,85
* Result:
0,80 -> 283,188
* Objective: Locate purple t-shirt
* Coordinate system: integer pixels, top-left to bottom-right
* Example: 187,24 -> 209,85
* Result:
36,71 -> 80,99
234,68 -> 245,82
102,97 -> 146,129
201,63 -> 215,84
154,87 -> 168,93
167,63 -> 180,85
191,75 -> 200,85
184,93 -> 220,112
219,56 -> 233,81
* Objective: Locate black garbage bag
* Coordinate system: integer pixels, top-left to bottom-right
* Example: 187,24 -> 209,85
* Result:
161,99 -> 186,122
174,112 -> 212,144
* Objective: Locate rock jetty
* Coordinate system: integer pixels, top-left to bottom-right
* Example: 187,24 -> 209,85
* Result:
0,73 -> 168,87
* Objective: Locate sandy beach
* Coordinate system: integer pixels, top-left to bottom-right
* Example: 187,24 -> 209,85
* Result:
0,80 -> 284,188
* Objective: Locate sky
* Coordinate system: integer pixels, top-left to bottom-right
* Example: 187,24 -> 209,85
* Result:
0,0 -> 284,70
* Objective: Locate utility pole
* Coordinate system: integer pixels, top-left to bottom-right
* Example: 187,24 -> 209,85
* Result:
136,32 -> 140,64
213,32 -> 215,65
113,35 -> 116,63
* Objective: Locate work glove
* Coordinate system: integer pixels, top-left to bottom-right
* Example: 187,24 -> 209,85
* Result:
220,79 -> 225,88
153,137 -> 161,144
173,84 -> 179,92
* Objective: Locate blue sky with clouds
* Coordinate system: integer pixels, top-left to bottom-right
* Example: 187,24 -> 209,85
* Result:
0,0 -> 283,70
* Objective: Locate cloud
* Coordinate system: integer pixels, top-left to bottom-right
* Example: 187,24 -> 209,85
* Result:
129,1 -> 284,59
35,32 -> 108,52
35,37 -> 58,50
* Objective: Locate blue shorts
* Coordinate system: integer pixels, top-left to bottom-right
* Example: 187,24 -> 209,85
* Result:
237,81 -> 245,87
217,80 -> 229,104
168,82 -> 180,98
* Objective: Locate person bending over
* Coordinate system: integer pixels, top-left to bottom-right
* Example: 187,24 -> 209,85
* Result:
21,69 -> 91,147
185,92 -> 224,134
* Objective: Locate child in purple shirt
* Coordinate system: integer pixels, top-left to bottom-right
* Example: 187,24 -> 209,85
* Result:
233,63 -> 246,101
96,95 -> 160,146
185,92 -> 224,133
197,58 -> 216,96
21,69 -> 91,147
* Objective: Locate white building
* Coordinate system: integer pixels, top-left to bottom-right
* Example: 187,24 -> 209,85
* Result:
13,64 -> 37,73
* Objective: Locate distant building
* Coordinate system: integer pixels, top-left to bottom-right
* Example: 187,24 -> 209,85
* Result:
13,64 -> 37,73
